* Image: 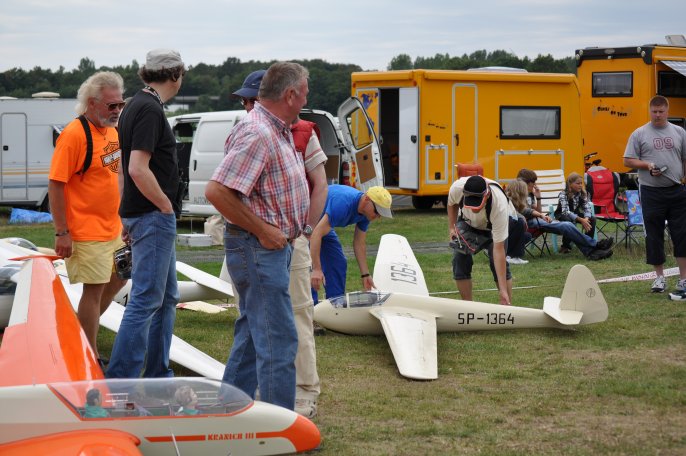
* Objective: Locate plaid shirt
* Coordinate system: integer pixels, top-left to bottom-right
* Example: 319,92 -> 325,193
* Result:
211,103 -> 309,239
558,191 -> 593,219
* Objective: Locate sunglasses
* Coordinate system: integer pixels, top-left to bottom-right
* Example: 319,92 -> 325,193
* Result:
103,101 -> 126,111
240,98 -> 257,106
371,201 -> 380,217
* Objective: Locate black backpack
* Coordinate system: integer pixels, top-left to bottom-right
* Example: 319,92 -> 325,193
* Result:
75,115 -> 93,176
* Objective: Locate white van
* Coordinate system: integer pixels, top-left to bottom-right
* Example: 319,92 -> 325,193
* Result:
169,97 -> 383,216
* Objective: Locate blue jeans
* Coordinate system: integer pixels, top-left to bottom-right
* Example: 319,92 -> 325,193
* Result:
311,229 -> 347,304
528,217 -> 597,256
222,229 -> 297,410
107,211 -> 179,379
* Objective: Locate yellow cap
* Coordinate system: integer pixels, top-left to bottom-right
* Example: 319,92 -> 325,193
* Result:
366,186 -> 393,218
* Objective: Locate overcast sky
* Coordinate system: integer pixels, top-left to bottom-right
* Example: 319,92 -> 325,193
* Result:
1,0 -> 685,73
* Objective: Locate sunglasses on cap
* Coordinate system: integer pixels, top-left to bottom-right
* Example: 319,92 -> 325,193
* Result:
462,188 -> 490,209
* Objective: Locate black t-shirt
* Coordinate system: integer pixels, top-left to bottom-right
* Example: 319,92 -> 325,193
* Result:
118,90 -> 180,217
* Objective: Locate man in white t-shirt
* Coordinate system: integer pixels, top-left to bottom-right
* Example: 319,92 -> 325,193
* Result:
447,175 -> 513,305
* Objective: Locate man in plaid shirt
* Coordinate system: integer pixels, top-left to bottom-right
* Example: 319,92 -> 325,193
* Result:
205,62 -> 310,410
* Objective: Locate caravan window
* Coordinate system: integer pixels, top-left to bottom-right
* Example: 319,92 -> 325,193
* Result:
592,72 -> 633,97
658,71 -> 686,97
499,106 -> 560,139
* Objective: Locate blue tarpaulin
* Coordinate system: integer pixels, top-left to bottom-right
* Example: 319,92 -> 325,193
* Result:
9,207 -> 53,224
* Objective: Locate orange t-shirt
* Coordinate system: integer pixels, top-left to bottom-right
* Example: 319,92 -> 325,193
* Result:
48,118 -> 122,241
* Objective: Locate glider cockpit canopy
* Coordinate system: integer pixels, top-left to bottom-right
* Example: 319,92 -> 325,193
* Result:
328,291 -> 390,309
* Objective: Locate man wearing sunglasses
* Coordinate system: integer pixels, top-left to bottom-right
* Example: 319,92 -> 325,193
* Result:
310,184 -> 393,304
48,71 -> 128,365
447,175 -> 514,306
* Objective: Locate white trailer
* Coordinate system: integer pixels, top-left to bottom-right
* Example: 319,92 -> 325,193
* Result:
0,95 -> 76,210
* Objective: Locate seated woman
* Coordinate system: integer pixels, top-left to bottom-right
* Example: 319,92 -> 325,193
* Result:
174,385 -> 200,416
504,179 -> 531,264
84,388 -> 109,418
555,172 -> 596,254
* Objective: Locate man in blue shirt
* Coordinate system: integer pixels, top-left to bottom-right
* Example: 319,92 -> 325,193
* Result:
310,185 -> 392,303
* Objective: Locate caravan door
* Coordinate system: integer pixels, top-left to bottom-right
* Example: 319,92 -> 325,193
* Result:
0,113 -> 28,202
337,97 -> 384,191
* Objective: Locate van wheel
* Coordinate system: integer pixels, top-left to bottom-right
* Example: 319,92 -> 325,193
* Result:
39,196 -> 50,213
412,196 -> 436,211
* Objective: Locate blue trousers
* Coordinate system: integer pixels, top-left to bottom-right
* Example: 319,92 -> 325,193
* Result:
107,211 -> 179,379
312,229 -> 347,304
222,229 -> 297,410
528,217 -> 597,256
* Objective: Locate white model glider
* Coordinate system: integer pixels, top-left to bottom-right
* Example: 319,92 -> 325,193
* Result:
0,239 -> 230,379
313,234 -> 609,380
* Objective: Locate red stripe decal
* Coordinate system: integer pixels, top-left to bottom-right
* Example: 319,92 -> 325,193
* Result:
146,435 -> 206,443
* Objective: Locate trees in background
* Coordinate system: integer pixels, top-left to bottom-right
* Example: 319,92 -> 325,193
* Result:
0,51 -> 574,114
388,49 -> 575,73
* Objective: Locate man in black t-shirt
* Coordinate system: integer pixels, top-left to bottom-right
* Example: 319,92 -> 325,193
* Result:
107,49 -> 186,379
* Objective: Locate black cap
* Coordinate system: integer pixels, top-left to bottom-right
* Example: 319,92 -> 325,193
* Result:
463,176 -> 489,208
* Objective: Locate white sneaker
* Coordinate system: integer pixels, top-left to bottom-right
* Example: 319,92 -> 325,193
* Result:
676,278 -> 686,292
295,398 -> 317,419
507,257 -> 529,265
651,276 -> 666,293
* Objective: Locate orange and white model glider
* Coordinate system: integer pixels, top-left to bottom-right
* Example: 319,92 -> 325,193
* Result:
314,234 -> 609,380
0,238 -> 229,379
0,255 -> 320,455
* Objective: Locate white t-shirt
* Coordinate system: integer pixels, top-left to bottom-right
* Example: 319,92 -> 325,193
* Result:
448,177 -> 514,243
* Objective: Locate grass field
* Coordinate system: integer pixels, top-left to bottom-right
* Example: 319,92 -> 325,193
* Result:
1,207 -> 685,455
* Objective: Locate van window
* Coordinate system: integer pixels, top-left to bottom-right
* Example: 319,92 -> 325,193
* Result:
592,72 -> 633,97
658,71 -> 686,97
345,108 -> 374,149
499,106 -> 560,139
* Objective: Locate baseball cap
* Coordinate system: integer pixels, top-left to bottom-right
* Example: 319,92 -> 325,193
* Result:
232,70 -> 266,99
144,49 -> 184,71
366,186 -> 393,218
462,176 -> 489,208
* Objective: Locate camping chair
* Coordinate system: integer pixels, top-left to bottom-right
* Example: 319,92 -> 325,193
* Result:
585,168 -> 626,243
525,169 -> 566,255
525,226 -> 552,257
623,190 -> 644,248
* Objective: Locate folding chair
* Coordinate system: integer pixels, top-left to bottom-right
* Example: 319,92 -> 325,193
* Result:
525,227 -> 552,257
585,168 -> 626,243
531,169 -> 566,253
623,190 -> 644,248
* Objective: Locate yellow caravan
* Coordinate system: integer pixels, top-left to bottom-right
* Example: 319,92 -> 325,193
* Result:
575,38 -> 686,173
351,69 -> 584,209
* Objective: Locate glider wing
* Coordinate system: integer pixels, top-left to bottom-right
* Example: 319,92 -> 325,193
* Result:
370,306 -> 438,380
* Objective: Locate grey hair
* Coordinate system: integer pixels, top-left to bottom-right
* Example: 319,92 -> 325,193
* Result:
75,71 -> 124,115
258,62 -> 309,101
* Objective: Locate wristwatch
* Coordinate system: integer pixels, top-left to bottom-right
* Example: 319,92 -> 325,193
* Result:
303,225 -> 313,236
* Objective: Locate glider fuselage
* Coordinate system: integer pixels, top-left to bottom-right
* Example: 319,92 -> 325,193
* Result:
314,292 -> 568,336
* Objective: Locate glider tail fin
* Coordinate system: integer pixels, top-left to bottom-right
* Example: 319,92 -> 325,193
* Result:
544,264 -> 608,326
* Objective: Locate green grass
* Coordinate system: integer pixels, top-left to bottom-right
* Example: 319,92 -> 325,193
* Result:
1,207 -> 685,455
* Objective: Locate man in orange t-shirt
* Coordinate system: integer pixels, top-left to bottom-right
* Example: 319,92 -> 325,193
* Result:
48,71 -> 128,362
